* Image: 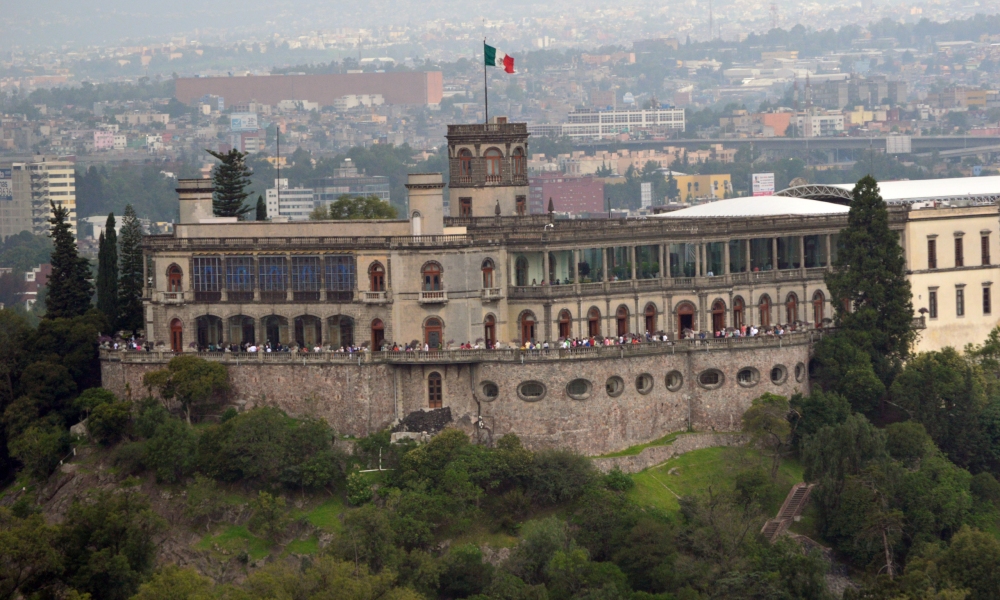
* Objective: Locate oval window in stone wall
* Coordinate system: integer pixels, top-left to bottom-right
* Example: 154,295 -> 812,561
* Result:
606,376 -> 625,397
698,369 -> 724,389
517,381 -> 547,401
636,373 -> 654,394
770,365 -> 788,385
794,363 -> 806,383
665,370 -> 683,391
481,381 -> 499,401
737,367 -> 759,387
566,378 -> 592,400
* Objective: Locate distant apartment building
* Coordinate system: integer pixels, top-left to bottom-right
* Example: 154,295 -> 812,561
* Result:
528,173 -> 605,214
333,94 -> 385,111
674,174 -> 732,203
0,157 -> 77,240
265,181 -> 315,221
121,112 -> 170,126
311,159 -> 391,207
23,264 -> 51,310
793,111 -> 845,137
93,130 -> 115,150
529,107 -> 685,140
926,87 -> 989,109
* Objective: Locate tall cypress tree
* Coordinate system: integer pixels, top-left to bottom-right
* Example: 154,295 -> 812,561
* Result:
46,202 -> 93,319
825,175 -> 915,382
96,213 -> 119,328
256,194 -> 267,221
206,148 -> 253,218
118,204 -> 144,335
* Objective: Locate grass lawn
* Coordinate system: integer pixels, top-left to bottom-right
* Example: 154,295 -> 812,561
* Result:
304,496 -> 347,533
285,536 -> 320,555
628,446 -> 805,515
597,432 -> 684,458
196,525 -> 271,561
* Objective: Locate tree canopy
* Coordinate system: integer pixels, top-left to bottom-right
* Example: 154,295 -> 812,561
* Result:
45,203 -> 93,320
206,148 -> 253,218
310,195 -> 398,220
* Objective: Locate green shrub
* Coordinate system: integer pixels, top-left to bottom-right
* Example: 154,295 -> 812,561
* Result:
603,468 -> 635,492
144,417 -> 198,483
9,423 -> 70,481
346,471 -> 373,506
528,450 -> 597,505
88,401 -> 132,445
112,440 -> 148,476
73,388 -> 117,417
971,471 -> 1000,505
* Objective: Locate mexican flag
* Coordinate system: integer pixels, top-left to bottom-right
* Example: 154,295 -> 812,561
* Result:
484,43 -> 515,73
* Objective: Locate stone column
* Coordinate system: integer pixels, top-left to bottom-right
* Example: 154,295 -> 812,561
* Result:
825,234 -> 833,269
799,236 -> 806,273
771,238 -> 778,271
696,244 -> 702,277
659,244 -> 666,279
545,250 -> 552,284
724,240 -> 731,276
630,246 -> 637,280
745,239 -> 751,273
603,249 -> 609,282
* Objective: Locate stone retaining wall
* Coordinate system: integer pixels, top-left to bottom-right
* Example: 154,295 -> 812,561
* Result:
592,433 -> 748,474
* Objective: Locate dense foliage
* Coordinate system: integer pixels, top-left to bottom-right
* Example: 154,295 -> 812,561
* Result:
309,194 -> 399,220
206,149 -> 254,218
117,204 -> 144,335
96,213 -> 119,327
45,203 -> 94,320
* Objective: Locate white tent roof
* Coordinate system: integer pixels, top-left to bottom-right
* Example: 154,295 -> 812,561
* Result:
653,196 -> 849,218
778,175 -> 1000,205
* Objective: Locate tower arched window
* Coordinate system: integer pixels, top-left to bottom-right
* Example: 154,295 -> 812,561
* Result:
458,149 -> 473,180
484,148 -> 503,181
371,319 -> 384,350
812,291 -> 825,328
167,265 -> 183,292
484,315 -> 496,346
733,296 -> 745,329
424,317 -> 443,347
482,259 -> 495,289
711,299 -> 726,332
786,293 -> 798,325
759,295 -> 772,328
588,307 -> 602,337
369,262 -> 385,292
616,305 -> 629,336
644,303 -> 657,333
558,309 -> 572,339
422,262 -> 442,291
520,312 -> 536,343
512,147 -> 526,178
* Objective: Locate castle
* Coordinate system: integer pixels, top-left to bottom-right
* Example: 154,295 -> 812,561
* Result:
100,119 -> 998,455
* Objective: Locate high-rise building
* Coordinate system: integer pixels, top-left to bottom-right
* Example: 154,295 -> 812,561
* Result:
0,156 -> 77,241
266,180 -> 316,221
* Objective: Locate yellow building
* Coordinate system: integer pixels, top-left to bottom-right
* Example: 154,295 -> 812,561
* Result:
674,174 -> 732,203
846,106 -> 875,126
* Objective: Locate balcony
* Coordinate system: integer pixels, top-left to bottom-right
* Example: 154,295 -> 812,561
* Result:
418,290 -> 448,304
361,291 -> 388,304
158,291 -> 186,304
482,288 -> 503,302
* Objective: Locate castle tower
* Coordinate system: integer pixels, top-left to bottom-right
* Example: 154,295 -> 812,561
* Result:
446,117 -> 529,217
177,179 -> 215,224
405,173 -> 445,235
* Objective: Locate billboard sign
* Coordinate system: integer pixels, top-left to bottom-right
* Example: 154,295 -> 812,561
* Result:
752,172 -> 775,196
230,112 -> 258,131
0,169 -> 11,201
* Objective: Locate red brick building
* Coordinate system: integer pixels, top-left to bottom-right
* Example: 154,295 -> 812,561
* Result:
529,174 -> 605,215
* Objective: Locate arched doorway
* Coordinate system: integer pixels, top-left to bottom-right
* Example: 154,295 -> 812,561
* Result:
262,315 -> 289,346
167,265 -> 183,292
294,315 -> 322,348
195,315 -> 223,349
520,312 -> 536,343
785,293 -> 798,325
228,315 -> 255,347
371,319 -> 385,350
676,301 -> 696,333
484,315 -> 496,347
428,372 -> 443,408
616,306 -> 629,337
328,315 -> 355,348
644,304 -> 657,334
587,307 -> 601,337
711,300 -> 726,332
733,297 -> 745,329
515,256 -> 529,286
558,310 -> 572,339
424,317 -> 443,348
759,295 -> 772,328
170,319 -> 183,352
812,291 -> 825,328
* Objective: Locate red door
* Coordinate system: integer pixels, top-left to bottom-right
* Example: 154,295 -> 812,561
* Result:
170,319 -> 183,352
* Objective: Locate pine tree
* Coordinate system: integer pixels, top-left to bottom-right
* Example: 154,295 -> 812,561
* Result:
45,202 -> 93,319
256,194 -> 267,221
206,148 -> 253,218
96,213 -> 118,328
825,175 -> 915,382
118,204 -> 145,335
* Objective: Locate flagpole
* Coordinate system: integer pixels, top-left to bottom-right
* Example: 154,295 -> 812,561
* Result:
484,39 -> 489,124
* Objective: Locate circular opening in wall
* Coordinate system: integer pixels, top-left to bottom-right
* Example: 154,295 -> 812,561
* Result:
665,370 -> 683,392
770,365 -> 788,385
481,381 -> 499,401
566,378 -> 592,400
636,373 -> 654,395
794,363 -> 806,383
737,367 -> 759,387
517,381 -> 547,402
606,376 -> 625,397
698,369 -> 724,389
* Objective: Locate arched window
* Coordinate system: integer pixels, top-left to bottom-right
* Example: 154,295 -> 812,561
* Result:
512,147 -> 526,178
616,305 -> 629,336
733,297 -> 745,329
515,256 -> 529,287
484,148 -> 503,181
458,149 -> 473,179
369,262 -> 385,292
170,318 -> 183,352
371,319 -> 385,350
644,303 -> 657,333
167,265 -> 183,292
482,259 -> 495,289
424,317 -> 443,348
558,309 -> 572,339
759,295 -> 772,328
711,299 -> 726,332
484,315 -> 496,346
812,291 -> 825,328
428,372 -> 443,409
588,307 -> 602,337
520,312 -> 536,343
196,315 -> 223,349
676,301 -> 696,333
785,293 -> 798,325
294,315 -> 322,348
421,262 -> 442,291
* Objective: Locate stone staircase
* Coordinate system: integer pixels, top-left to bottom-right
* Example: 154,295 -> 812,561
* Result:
761,482 -> 815,543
